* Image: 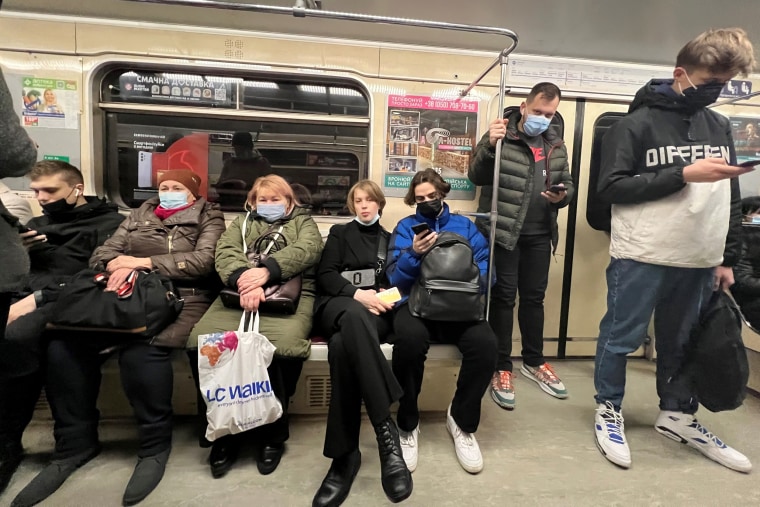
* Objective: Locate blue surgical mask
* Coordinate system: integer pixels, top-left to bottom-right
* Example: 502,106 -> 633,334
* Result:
752,216 -> 760,225
522,114 -> 551,137
354,214 -> 380,226
158,191 -> 188,209
256,203 -> 287,222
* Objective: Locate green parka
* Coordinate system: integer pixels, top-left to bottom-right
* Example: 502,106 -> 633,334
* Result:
189,207 -> 323,359
468,109 -> 575,252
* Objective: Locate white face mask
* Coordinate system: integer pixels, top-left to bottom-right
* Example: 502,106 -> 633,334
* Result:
354,214 -> 380,226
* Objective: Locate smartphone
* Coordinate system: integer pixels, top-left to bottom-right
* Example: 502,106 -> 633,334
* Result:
547,184 -> 566,193
738,159 -> 760,168
411,223 -> 431,235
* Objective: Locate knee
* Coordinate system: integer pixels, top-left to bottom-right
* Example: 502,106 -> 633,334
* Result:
390,332 -> 428,359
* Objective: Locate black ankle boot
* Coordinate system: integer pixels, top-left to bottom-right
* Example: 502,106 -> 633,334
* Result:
11,445 -> 100,507
122,448 -> 170,506
374,418 -> 413,503
0,441 -> 23,495
312,449 -> 361,507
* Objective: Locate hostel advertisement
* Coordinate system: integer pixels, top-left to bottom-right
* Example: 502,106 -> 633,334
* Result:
384,95 -> 479,200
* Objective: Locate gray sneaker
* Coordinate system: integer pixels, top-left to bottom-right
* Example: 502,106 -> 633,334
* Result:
489,370 -> 515,410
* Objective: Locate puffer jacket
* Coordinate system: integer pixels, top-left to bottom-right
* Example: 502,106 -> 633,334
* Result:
90,197 -> 225,347
468,108 -> 574,252
0,68 -> 38,292
189,206 -> 323,358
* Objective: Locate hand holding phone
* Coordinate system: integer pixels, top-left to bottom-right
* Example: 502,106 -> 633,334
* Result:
737,159 -> 760,168
411,223 -> 431,236
547,184 -> 566,193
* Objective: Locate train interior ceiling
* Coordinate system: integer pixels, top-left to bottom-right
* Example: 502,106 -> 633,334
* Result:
1,1 -> 760,503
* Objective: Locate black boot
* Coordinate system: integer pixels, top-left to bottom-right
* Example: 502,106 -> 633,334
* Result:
0,441 -> 23,495
11,445 -> 100,507
374,417 -> 413,503
312,449 -> 361,507
122,448 -> 170,506
209,436 -> 238,479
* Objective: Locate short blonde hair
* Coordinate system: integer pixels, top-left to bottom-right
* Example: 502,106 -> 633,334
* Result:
247,174 -> 295,210
347,179 -> 386,215
676,28 -> 756,76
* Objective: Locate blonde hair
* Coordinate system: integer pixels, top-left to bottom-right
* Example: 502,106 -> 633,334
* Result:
247,174 -> 295,210
676,28 -> 756,76
346,179 -> 386,215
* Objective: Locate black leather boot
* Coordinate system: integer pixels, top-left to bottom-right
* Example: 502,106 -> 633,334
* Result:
122,448 -> 170,506
0,441 -> 23,495
312,449 -> 361,507
374,417 -> 413,503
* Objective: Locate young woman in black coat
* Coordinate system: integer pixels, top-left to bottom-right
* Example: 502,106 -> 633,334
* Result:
312,180 -> 412,507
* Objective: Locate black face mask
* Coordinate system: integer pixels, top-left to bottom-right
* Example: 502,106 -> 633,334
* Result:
41,188 -> 78,216
417,198 -> 443,219
682,82 -> 724,109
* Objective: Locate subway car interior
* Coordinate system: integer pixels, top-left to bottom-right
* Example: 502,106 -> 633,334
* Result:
1,0 -> 760,505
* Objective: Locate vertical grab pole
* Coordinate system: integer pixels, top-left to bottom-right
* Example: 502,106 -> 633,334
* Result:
485,52 -> 509,321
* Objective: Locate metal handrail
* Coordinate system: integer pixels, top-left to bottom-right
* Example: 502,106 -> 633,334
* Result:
122,0 -> 519,320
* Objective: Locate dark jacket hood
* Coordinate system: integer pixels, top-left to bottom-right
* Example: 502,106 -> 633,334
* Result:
629,79 -> 707,115
37,196 -> 120,224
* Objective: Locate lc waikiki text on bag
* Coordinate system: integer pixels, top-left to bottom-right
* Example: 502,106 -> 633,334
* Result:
679,290 -> 749,413
50,268 -> 183,338
219,215 -> 302,314
408,231 -> 484,322
198,312 -> 283,441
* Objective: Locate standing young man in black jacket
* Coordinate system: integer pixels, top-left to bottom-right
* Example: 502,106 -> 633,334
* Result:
469,83 -> 574,411
593,28 -> 756,472
0,160 -> 124,495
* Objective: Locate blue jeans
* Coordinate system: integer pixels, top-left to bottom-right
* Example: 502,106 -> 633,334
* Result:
594,258 -> 714,414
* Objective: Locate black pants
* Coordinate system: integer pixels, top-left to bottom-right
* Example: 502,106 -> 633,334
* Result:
318,297 -> 402,459
0,292 -> 11,340
46,339 -> 174,459
388,304 -> 496,434
489,235 -> 552,372
189,349 -> 303,447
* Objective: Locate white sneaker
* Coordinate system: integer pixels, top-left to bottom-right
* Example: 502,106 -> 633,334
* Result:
654,411 -> 752,473
398,425 -> 419,472
594,402 -> 631,468
446,405 -> 483,474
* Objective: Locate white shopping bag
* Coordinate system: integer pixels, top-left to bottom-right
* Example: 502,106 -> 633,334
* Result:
198,312 -> 283,441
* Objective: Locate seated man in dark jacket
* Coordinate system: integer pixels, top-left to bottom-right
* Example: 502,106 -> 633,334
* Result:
731,196 -> 760,329
0,160 -> 124,495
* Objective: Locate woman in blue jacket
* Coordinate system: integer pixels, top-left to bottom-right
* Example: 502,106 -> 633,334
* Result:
386,168 -> 497,475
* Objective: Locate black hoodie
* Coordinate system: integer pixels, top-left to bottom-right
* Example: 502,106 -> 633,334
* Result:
22,196 -> 125,295
596,78 -> 742,268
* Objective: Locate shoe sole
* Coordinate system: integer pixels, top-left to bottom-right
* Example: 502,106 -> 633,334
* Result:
445,423 -> 483,474
593,432 -> 631,469
654,424 -> 752,474
490,389 -> 515,410
520,366 -> 568,399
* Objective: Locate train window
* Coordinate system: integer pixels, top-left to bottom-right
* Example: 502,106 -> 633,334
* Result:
100,68 -> 370,212
502,106 -> 564,138
586,113 -> 626,232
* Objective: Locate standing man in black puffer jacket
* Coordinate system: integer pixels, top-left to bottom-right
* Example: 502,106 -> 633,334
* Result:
0,65 -> 38,495
469,82 -> 575,411
0,160 -> 124,497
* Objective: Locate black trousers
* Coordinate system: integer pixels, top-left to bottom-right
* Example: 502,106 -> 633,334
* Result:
189,349 -> 303,447
488,235 -> 552,372
46,339 -> 174,459
0,292 -> 11,340
318,297 -> 402,459
388,304 -> 496,434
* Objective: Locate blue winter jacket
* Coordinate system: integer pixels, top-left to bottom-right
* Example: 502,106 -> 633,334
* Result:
386,202 -> 490,305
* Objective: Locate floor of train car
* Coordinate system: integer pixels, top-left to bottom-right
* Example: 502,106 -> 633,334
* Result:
3,360 -> 759,507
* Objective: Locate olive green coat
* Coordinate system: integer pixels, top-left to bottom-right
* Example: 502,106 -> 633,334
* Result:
189,207 -> 323,359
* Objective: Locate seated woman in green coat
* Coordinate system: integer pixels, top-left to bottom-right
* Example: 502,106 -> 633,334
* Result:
190,174 -> 323,478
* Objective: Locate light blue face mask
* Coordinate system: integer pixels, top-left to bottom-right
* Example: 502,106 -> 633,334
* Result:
256,203 -> 287,222
158,191 -> 189,209
522,114 -> 551,137
752,216 -> 760,225
354,214 -> 380,226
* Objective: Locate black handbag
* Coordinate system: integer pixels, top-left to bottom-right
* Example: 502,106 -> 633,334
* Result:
220,217 -> 302,314
50,268 -> 184,338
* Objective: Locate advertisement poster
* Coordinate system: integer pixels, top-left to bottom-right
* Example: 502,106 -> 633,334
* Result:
118,71 -> 234,108
21,77 -> 79,129
731,115 -> 760,197
384,95 -> 479,200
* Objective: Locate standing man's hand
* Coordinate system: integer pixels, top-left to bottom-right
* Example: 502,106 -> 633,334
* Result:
714,266 -> 735,291
488,118 -> 508,147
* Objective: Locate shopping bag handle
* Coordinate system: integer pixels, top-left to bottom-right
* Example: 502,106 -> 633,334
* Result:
237,311 -> 261,334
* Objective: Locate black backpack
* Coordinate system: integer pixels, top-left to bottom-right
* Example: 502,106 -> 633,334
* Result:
680,290 -> 749,412
408,231 -> 484,322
